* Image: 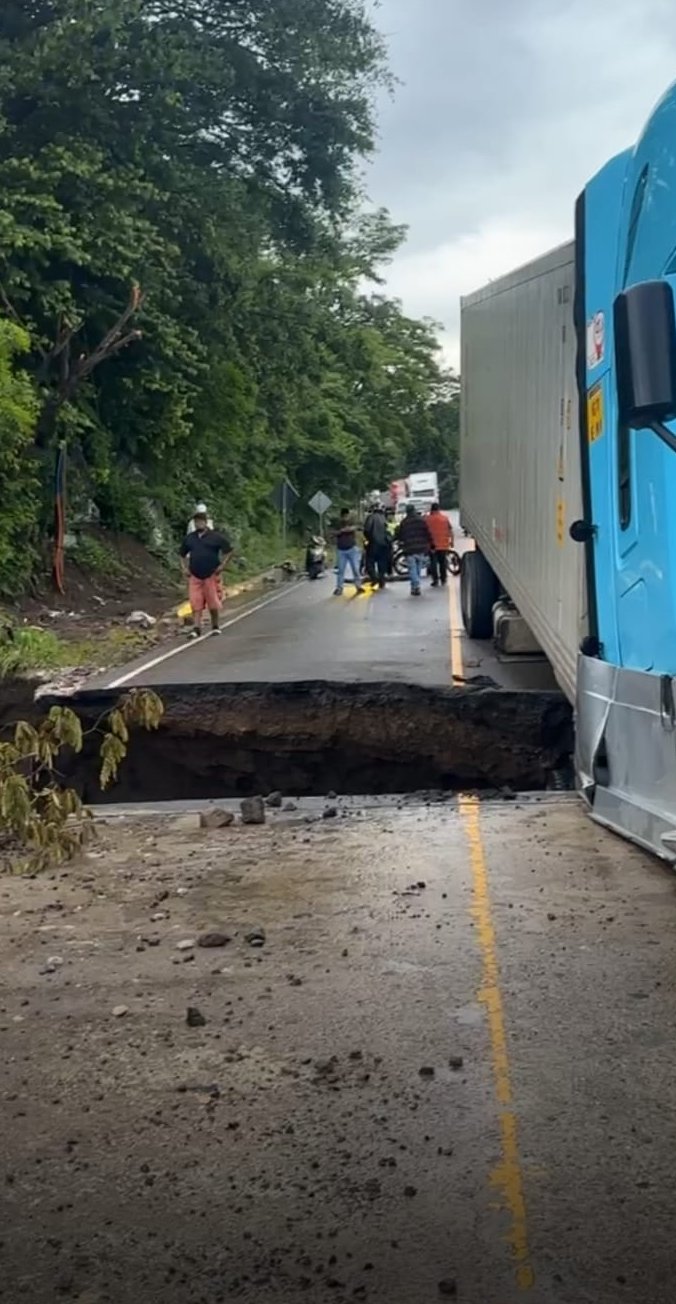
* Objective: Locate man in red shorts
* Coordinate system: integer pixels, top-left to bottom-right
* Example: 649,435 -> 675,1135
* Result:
180,510 -> 232,638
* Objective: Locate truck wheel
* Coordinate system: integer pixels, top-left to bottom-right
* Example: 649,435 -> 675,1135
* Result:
460,551 -> 499,639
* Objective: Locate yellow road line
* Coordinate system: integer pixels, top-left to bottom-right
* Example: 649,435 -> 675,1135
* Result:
460,796 -> 535,1291
448,576 -> 464,681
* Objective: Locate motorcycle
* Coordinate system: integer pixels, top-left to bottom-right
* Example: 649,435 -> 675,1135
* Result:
391,542 -> 409,578
305,535 -> 327,580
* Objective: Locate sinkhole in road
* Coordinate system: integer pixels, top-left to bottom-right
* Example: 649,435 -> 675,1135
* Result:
41,679 -> 574,803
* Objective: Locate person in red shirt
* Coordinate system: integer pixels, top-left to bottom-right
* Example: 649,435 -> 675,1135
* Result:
424,503 -> 454,587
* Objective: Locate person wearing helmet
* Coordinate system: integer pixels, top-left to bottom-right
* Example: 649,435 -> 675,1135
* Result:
187,502 -> 214,535
180,510 -> 232,637
363,501 -> 390,589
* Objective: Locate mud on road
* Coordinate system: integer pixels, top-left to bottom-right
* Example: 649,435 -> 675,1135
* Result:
5,796 -> 676,1304
2,802 -> 486,1304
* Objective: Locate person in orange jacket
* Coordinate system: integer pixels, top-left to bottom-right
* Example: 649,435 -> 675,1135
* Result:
424,503 -> 454,587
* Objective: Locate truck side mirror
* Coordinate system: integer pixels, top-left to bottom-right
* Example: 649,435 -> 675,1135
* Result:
614,281 -> 676,427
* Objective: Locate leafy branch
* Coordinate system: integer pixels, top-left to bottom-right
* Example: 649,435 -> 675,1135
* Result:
0,689 -> 164,874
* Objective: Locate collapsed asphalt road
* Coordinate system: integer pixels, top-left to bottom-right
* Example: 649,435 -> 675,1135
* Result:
57,679 -> 573,803
44,558 -> 569,803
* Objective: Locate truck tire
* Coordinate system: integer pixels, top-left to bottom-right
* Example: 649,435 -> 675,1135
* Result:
460,550 -> 499,639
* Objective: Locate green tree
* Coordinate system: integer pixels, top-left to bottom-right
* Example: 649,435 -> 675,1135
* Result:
0,0 -> 453,590
0,321 -> 39,592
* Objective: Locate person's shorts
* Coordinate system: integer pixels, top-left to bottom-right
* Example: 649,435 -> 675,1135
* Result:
189,574 -> 221,613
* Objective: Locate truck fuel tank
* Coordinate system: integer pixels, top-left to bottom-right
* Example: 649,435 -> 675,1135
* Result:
493,599 -> 543,657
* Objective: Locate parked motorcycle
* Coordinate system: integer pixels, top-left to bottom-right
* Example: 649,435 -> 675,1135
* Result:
305,535 -> 327,580
448,549 -> 461,576
390,542 -> 409,578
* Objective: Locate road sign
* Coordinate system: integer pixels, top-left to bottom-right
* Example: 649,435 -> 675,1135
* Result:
270,479 -> 299,513
309,491 -> 332,517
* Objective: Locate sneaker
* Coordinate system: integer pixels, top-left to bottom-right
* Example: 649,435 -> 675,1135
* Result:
210,627 -> 221,637
411,588 -> 421,597
333,588 -> 343,596
188,627 -> 202,639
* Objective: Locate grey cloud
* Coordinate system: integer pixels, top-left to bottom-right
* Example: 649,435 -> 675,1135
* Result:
367,0 -> 676,359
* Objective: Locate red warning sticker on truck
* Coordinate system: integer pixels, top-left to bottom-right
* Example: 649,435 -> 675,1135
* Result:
586,312 -> 605,369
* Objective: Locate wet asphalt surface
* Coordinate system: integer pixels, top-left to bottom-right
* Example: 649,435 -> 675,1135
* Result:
2,797 -> 676,1302
89,565 -> 556,694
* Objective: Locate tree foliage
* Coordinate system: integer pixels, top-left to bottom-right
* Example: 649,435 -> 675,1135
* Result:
0,321 -> 40,590
0,0 -> 456,589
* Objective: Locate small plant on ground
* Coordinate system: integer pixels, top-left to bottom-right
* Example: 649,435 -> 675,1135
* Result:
74,534 -> 130,581
0,689 -> 164,873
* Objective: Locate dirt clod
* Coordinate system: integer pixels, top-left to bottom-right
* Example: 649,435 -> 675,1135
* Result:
186,1007 -> 207,1028
245,926 -> 266,948
241,796 -> 266,825
197,932 -> 231,949
199,809 -> 235,830
438,1278 -> 458,1296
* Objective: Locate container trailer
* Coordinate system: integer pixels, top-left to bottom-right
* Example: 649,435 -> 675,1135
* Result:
460,81 -> 676,862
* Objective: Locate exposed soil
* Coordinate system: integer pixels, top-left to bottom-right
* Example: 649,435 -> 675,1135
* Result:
54,679 -> 573,802
13,530 -> 181,645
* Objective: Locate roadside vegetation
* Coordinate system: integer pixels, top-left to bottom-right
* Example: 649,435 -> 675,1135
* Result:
0,0 -> 458,602
0,624 -> 156,679
0,689 -> 164,873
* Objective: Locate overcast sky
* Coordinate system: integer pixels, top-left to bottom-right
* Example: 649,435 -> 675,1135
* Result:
366,0 -> 676,368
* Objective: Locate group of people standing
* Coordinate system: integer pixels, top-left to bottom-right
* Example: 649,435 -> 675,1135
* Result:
177,497 -> 455,641
334,501 -> 454,597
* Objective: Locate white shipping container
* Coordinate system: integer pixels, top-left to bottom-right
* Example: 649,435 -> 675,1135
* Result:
460,242 -> 587,703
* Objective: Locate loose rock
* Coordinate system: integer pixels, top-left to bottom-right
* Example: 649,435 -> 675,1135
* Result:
199,809 -> 235,830
112,1005 -> 129,1019
404,1185 -> 418,1198
245,926 -> 266,948
126,610 -> 156,629
283,800 -> 298,812
449,1056 -> 464,1071
186,1007 -> 207,1028
176,939 -> 196,952
240,796 -> 266,825
323,807 -> 338,820
197,932 -> 231,949
419,1065 -> 435,1079
265,791 -> 283,808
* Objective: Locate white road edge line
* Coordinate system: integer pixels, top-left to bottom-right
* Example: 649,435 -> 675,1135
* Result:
105,583 -> 300,690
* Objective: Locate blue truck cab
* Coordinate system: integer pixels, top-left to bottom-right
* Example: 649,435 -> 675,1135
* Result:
575,82 -> 676,857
